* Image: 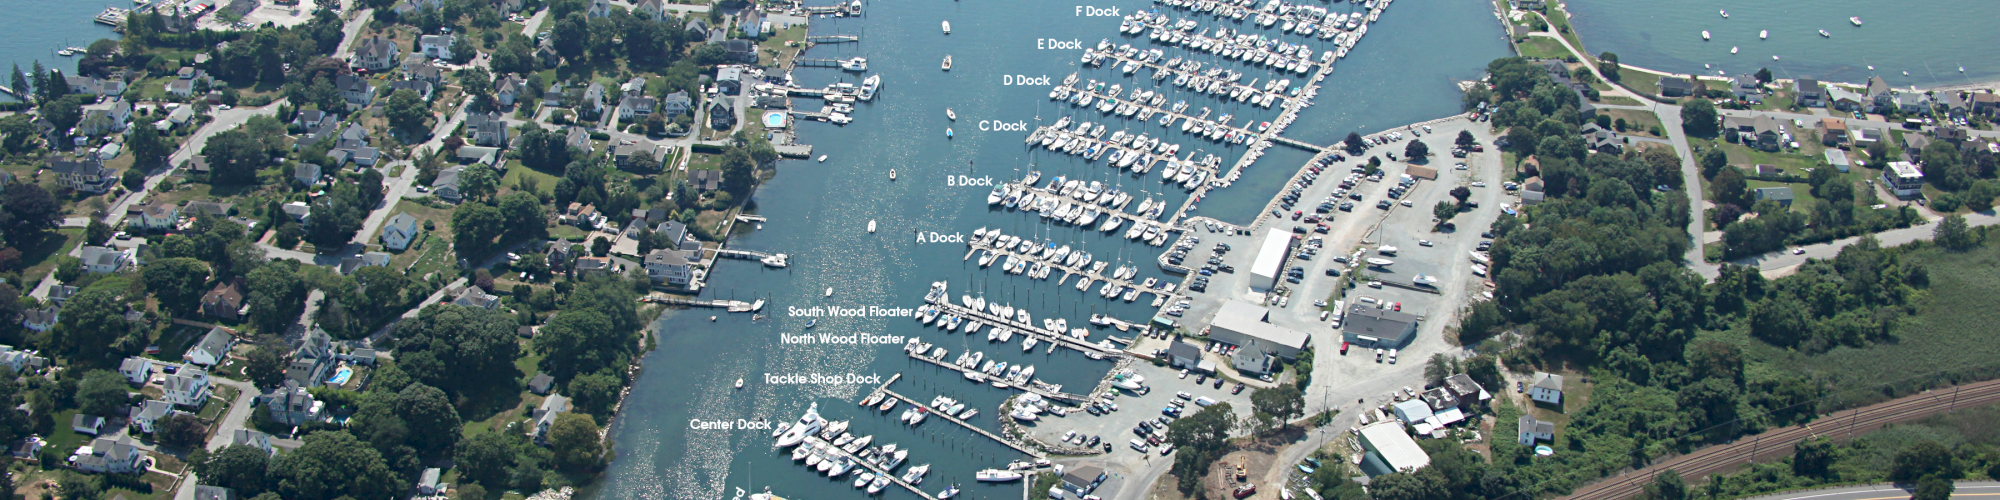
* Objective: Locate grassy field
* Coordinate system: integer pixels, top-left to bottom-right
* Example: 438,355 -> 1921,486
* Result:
1597,108 -> 1664,137
1745,179 -> 1818,213
1515,37 -> 1573,60
500,160 -> 561,198
1615,67 -> 1662,97
1701,138 -> 1828,175
1737,235 -> 2000,408
16,228 -> 86,280
1593,95 -> 1644,106
1537,7 -> 1586,59
758,24 -> 808,69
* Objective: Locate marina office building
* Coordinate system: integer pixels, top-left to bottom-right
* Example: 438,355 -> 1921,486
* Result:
1341,304 -> 1419,349
1206,300 -> 1311,373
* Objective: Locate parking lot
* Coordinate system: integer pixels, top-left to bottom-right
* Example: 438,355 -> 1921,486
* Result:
1022,362 -> 1251,455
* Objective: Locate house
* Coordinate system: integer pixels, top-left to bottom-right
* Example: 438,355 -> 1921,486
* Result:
466,111 -> 509,147
535,38 -> 561,67
419,468 -> 444,495
185,327 -> 235,367
48,155 -> 117,193
128,400 -> 183,433
721,39 -> 757,64
496,74 -> 527,106
77,101 -> 134,136
1937,92 -> 1969,119
708,99 -> 737,130
1357,421 -> 1429,475
612,142 -> 660,168
166,79 -> 195,98
262,379 -> 321,426
686,19 -> 709,40
132,203 -> 180,232
586,0 -> 610,17
1795,78 -> 1825,107
1517,415 -> 1556,445
330,137 -> 382,167
1656,76 -> 1697,97
1817,118 -> 1848,145
119,357 -> 155,385
1902,134 -> 1930,156
1061,465 -> 1107,497
201,280 -> 247,320
542,82 -> 566,107
433,166 -> 464,202
661,90 -> 693,116
73,437 -> 145,474
576,256 -> 612,275
193,486 -> 238,500
715,67 -> 744,95
340,347 -> 379,366
408,62 -> 445,85
296,118 -> 342,149
0,346 -> 45,375
1896,92 -> 1930,114
1827,86 -> 1865,112
619,95 -> 657,120
286,326 -> 335,387
1528,372 -> 1564,405
1390,399 -> 1433,425
335,74 -> 374,109
1580,123 -> 1620,152
656,221 -> 700,252
688,169 -> 722,191
1973,92 -> 2000,117
295,162 -> 323,186
419,34 -> 454,60
72,414 -> 106,435
282,201 -> 312,222
1443,374 -> 1490,410
1867,76 -> 1896,112
293,109 -> 329,129
643,248 -> 694,287
184,201 -> 233,218
528,373 -> 556,395
230,429 -> 273,455
532,393 -> 570,444
632,0 -> 666,21
581,83 -> 606,118
49,285 -> 79,305
741,9 -> 765,38
1724,114 -> 1783,151
388,79 -> 435,101
565,126 -> 594,155
382,213 -> 421,250
66,75 -> 128,97
1754,187 -> 1795,208
452,286 -> 500,309
1852,126 -> 1885,146
19,306 -> 55,334
79,246 -> 133,274
164,105 -> 196,128
1206,300 -> 1311,359
1882,161 -> 1924,198
353,36 -> 402,71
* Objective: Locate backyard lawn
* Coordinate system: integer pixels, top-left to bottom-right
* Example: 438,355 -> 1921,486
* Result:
1514,37 -> 1572,60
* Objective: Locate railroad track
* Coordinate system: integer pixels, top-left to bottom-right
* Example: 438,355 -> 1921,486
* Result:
1560,378 -> 2000,500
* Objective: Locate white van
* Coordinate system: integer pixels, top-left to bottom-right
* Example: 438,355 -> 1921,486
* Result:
1194,397 -> 1218,407
1130,439 -> 1151,452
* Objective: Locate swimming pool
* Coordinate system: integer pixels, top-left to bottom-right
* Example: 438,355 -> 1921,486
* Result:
326,366 -> 352,385
763,111 -> 789,129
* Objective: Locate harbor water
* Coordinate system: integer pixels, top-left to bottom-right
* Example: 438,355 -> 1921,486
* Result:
0,0 -> 126,101
591,0 -> 1511,499
1561,0 -> 2000,88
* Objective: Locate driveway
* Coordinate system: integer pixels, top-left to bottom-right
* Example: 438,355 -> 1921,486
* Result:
170,377 -> 264,500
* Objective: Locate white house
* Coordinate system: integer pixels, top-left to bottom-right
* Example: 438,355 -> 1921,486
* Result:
586,0 -> 611,18
532,394 -> 570,445
78,246 -> 133,274
1518,415 -> 1556,445
231,429 -> 274,455
21,307 -> 58,333
381,213 -> 420,250
419,34 -> 455,60
0,346 -> 45,375
132,203 -> 180,232
1528,372 -> 1564,405
184,327 -> 235,367
294,163 -> 323,186
162,368 -> 211,407
642,248 -> 693,287
119,357 -> 154,385
128,400 -> 186,434
72,437 -> 145,474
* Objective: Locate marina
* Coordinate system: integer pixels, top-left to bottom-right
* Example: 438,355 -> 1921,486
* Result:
958,227 -> 1178,308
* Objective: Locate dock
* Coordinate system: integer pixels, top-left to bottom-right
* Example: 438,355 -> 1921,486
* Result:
710,248 -> 789,267
881,387 -> 1047,458
960,232 -> 1173,306
794,434 -> 938,500
794,58 -> 847,68
805,34 -> 860,43
903,350 -> 1091,404
922,297 -> 1131,361
640,294 -> 765,312
803,2 -> 862,16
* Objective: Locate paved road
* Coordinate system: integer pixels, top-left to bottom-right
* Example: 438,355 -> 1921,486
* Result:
331,8 -> 375,60
170,377 -> 263,500
1718,109 -> 2000,142
1738,209 -> 2000,279
104,103 -> 286,228
1741,482 -> 2000,500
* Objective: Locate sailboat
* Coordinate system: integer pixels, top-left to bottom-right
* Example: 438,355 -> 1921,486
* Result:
946,108 -> 956,121
1759,30 -> 1768,39
735,378 -> 744,389
1701,31 -> 1710,40
825,287 -> 834,297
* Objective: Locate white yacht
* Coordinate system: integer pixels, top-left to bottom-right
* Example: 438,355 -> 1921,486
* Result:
858,75 -> 881,101
773,403 -> 822,448
840,57 -> 868,72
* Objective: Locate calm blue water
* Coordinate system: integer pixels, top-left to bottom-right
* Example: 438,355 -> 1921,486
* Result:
586,1 -> 1508,500
1562,0 -> 2000,88
0,0 -> 126,101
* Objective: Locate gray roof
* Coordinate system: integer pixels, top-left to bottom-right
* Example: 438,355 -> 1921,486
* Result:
1756,186 -> 1796,201
1341,304 -> 1419,343
528,373 -> 556,393
644,248 -> 689,267
193,486 -> 238,500
1519,414 -> 1556,435
193,327 -> 234,360
131,400 -> 173,422
1533,372 -> 1564,391
1167,341 -> 1201,360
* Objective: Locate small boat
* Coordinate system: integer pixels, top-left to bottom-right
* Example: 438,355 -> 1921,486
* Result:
1701,31 -> 1710,40
941,20 -> 951,34
1366,257 -> 1395,267
1819,29 -> 1830,38
938,484 -> 960,499
1731,46 -> 1739,54
1719,9 -> 1728,18
946,108 -> 956,121
817,155 -> 827,162
889,169 -> 897,181
946,128 -> 954,138
1850,17 -> 1863,26
942,54 -> 953,70
854,472 -> 875,488
867,220 -> 876,233
1760,30 -> 1768,39
1774,55 -> 1781,60
840,57 -> 868,72
735,378 -> 745,389
978,469 -> 1025,482
868,476 -> 890,494
825,287 -> 834,297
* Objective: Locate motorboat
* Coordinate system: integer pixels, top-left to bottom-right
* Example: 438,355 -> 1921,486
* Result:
825,287 -> 834,297
1850,17 -> 1863,26
735,378 -> 744,389
1819,29 -> 1830,37
1366,257 -> 1394,267
868,220 -> 876,233
854,472 -> 875,488
942,54 -> 953,70
773,403 -> 822,448
1720,9 -> 1728,18
817,155 -> 828,162
1760,30 -> 1768,39
1701,30 -> 1710,40
903,464 -> 931,485
977,469 -> 1025,482
946,108 -> 957,121
867,476 -> 891,494
840,57 -> 868,71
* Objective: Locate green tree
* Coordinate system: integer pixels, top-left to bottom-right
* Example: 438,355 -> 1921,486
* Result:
720,148 -> 757,195
129,121 -> 172,170
454,431 -> 520,490
57,289 -> 145,363
1249,384 -> 1304,431
1699,147 -> 1729,179
392,304 -> 522,398
1424,353 -> 1458,386
1369,467 -> 1448,500
156,412 -> 207,447
1680,99 -> 1720,138
122,167 -> 148,191
270,431 -> 403,499
547,412 -> 606,472
1165,402 -> 1236,493
534,310 -> 635,382
246,259 -> 307,334
1450,186 -> 1472,205
1890,440 -> 1960,483
202,128 -> 273,185
0,114 -> 38,153
1915,475 -> 1954,500
459,164 -> 499,201
590,236 -> 610,257
567,369 -> 623,418
1434,201 -> 1459,225
1344,132 -> 1367,154
142,258 -> 210,315
1712,168 -> 1751,209
1934,214 -> 1975,250
85,219 -> 113,246
385,88 -> 430,137
1456,130 -> 1476,147
1404,139 -> 1430,161
41,94 -> 88,135
1,183 -> 62,243
1646,470 -> 1687,500
451,202 -> 506,260
388,383 -> 462,454
192,444 -> 273,495
1792,436 -> 1835,478
1598,52 -> 1621,82
244,345 -> 288,389
75,370 -> 131,417
1754,67 -> 1773,83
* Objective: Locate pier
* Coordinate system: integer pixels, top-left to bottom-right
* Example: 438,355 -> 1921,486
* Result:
805,34 -> 860,43
802,2 -> 862,16
881,387 -> 1047,458
960,234 -> 1173,306
639,294 -> 765,312
710,248 -> 789,267
903,350 -> 1090,404
795,434 -> 938,500
923,297 -> 1131,361
794,58 -> 847,68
